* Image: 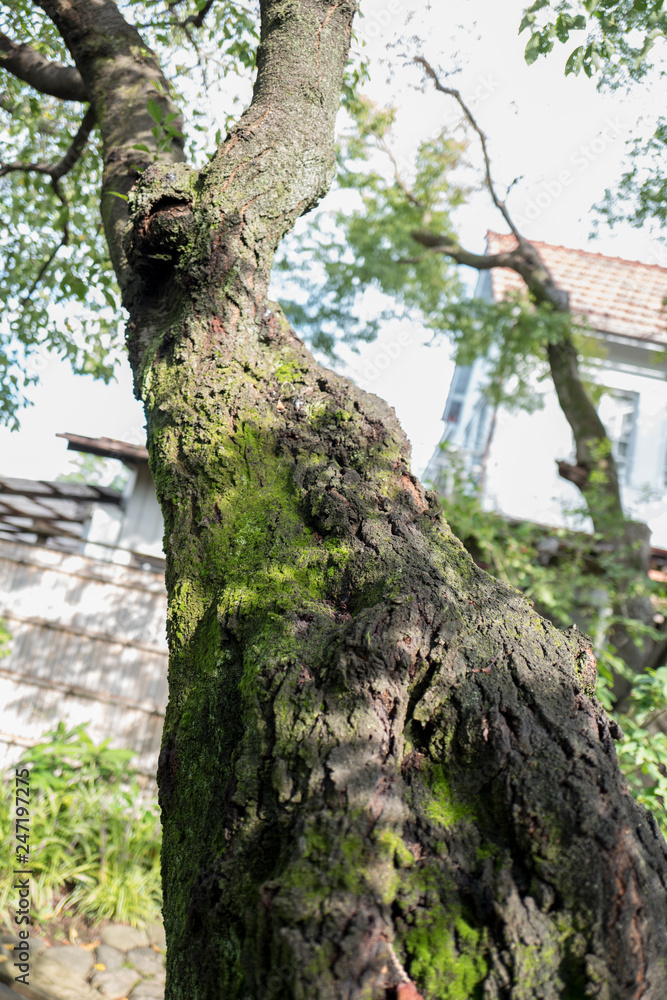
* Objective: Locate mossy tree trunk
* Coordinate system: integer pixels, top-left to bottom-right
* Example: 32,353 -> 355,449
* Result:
26,2 -> 667,997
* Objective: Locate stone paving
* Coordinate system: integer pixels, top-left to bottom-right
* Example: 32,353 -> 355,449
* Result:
0,921 -> 166,1000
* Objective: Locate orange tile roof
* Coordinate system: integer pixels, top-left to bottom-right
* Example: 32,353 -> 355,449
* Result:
486,231 -> 667,345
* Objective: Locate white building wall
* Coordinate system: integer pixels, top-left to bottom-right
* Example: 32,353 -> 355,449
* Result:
117,464 -> 164,558
83,463 -> 165,565
432,339 -> 667,547
0,538 -> 168,774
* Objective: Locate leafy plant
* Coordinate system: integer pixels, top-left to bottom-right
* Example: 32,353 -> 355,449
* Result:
0,723 -> 162,927
0,619 -> 10,658
56,452 -> 130,492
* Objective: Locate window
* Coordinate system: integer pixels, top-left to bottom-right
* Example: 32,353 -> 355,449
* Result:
450,365 -> 472,397
442,365 -> 472,425
445,400 -> 462,424
598,390 -> 638,483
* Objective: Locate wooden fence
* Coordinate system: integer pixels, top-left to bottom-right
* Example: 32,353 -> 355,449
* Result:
0,537 -> 168,775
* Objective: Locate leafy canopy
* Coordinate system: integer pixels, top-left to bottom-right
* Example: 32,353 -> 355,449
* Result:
0,0 -> 261,427
276,95 -> 585,413
519,0 -> 667,81
519,0 -> 667,290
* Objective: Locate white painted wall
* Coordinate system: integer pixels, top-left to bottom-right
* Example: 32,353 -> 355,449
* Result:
84,463 -> 165,564
426,338 -> 667,547
0,538 -> 167,774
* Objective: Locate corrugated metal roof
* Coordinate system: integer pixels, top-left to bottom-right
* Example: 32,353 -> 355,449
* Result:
486,231 -> 667,344
0,476 -> 122,552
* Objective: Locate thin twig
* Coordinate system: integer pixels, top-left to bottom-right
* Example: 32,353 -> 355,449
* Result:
378,136 -> 426,211
415,56 -> 520,241
22,233 -> 68,303
0,106 -> 97,301
51,105 -> 96,180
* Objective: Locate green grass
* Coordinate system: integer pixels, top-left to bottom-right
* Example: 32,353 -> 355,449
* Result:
0,723 -> 162,927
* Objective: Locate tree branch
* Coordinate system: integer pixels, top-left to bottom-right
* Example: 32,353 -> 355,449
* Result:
199,0 -> 358,261
1,106 -> 96,302
33,0 -> 186,293
0,30 -> 88,102
411,57 -> 625,526
412,232 -> 522,272
179,0 -> 217,29
0,105 -> 96,182
415,56 -> 520,241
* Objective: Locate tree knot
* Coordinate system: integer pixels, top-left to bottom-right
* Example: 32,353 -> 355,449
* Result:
126,162 -> 198,282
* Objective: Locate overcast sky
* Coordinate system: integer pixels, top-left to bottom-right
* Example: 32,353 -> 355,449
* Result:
0,0 -> 661,481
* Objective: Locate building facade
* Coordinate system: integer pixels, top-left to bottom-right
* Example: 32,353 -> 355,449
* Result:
423,234 -> 667,548
0,435 -> 167,773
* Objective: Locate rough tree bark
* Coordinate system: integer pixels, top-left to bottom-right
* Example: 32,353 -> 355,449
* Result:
5,2 -> 667,997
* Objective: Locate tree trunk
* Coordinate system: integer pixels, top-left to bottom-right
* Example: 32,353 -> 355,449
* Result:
151,298 -> 667,999
27,2 -> 667,997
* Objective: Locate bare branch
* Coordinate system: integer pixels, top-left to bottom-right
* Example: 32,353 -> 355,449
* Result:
180,0 -> 217,29
0,105 -> 96,182
410,229 -> 569,310
415,56 -> 520,241
411,231 -> 522,272
410,230 -> 568,308
1,106 -> 96,302
0,30 -> 88,102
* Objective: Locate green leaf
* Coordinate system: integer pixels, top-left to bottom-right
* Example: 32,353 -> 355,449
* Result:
519,11 -> 536,33
66,275 -> 87,300
146,98 -> 163,124
565,45 -> 585,74
524,32 -> 543,64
